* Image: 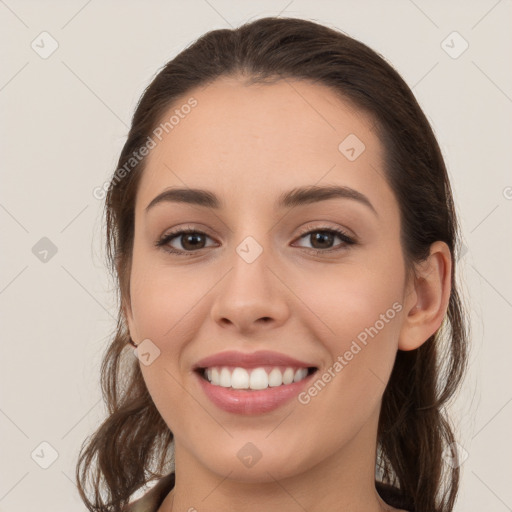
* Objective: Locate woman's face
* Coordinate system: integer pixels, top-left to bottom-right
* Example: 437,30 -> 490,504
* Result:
125,76 -> 415,482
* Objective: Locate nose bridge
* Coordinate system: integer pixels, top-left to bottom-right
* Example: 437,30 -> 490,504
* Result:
227,210 -> 273,275
209,224 -> 290,331
225,231 -> 275,302
229,212 -> 284,284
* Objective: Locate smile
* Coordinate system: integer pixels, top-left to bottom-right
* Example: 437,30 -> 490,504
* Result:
199,365 -> 317,390
194,366 -> 318,415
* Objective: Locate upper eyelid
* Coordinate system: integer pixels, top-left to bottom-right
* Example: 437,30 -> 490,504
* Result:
161,224 -> 350,238
297,222 -> 355,237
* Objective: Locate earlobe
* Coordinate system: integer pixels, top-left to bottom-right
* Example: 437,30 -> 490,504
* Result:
398,241 -> 452,351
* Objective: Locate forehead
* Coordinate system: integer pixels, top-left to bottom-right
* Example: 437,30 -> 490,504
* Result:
136,77 -> 395,216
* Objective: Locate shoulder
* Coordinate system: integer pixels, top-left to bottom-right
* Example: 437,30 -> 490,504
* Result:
124,473 -> 175,512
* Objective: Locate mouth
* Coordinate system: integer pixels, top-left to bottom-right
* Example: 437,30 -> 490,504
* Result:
194,365 -> 318,391
193,364 -> 319,415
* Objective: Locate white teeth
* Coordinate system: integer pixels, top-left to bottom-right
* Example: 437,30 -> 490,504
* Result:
249,368 -> 268,390
219,368 -> 231,388
268,368 -> 283,387
204,366 -> 311,390
231,367 -> 249,389
282,367 -> 295,385
294,368 -> 307,382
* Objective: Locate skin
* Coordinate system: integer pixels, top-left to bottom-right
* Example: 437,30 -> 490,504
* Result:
124,76 -> 452,512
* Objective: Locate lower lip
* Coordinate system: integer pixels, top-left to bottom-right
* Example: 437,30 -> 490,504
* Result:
194,370 -> 317,415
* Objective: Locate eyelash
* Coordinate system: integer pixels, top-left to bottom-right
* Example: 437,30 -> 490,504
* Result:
155,224 -> 356,257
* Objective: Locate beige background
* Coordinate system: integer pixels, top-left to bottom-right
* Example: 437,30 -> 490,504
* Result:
1,1 -> 511,510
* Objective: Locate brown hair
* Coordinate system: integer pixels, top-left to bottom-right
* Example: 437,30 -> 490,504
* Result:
76,16 -> 469,512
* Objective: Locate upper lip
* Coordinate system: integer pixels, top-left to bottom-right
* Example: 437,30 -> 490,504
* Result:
193,350 -> 317,370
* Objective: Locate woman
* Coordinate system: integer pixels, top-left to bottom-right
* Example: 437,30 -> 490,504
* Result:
76,16 -> 468,512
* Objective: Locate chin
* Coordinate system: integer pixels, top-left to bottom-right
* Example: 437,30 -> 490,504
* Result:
194,442 -> 315,484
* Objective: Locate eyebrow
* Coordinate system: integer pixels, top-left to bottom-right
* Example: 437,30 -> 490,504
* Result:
145,185 -> 378,216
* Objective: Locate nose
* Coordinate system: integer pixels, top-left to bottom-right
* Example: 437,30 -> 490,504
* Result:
210,248 -> 290,335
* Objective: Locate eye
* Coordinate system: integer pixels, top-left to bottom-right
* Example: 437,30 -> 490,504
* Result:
292,226 -> 356,254
155,227 -> 217,256
155,225 -> 356,256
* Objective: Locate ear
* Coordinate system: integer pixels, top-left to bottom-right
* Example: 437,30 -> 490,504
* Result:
398,241 -> 452,351
122,297 -> 139,344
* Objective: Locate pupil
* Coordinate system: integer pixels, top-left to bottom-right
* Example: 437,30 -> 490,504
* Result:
183,233 -> 204,250
312,232 -> 333,249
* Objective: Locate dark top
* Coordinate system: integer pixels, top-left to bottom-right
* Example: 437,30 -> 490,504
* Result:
125,473 -> 415,511
376,481 -> 415,511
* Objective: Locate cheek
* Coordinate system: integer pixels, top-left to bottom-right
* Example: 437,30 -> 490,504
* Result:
293,282 -> 400,435
292,260 -> 402,344
290,261 -> 403,405
129,258 -> 198,343
129,264 -> 202,432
